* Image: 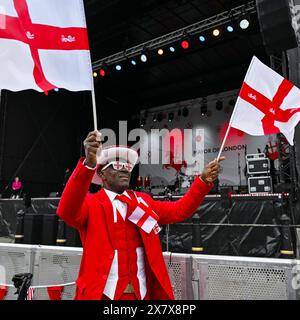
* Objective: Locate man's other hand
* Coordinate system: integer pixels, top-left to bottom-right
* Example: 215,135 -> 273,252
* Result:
201,156 -> 225,184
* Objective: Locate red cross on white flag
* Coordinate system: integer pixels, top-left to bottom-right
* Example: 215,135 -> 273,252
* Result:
0,0 -> 92,93
230,56 -> 300,145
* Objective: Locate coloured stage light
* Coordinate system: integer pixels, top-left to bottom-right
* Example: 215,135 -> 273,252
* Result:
169,46 -> 175,52
201,99 -> 208,115
213,29 -> 220,36
131,59 -> 137,66
93,72 -> 98,78
199,35 -> 206,42
140,53 -> 147,62
239,18 -> 250,29
227,25 -> 234,32
158,48 -> 164,55
140,118 -> 146,127
99,68 -> 106,77
115,64 -> 122,71
181,40 -> 190,49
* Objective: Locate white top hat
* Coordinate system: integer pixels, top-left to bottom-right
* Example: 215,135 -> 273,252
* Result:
91,145 -> 139,185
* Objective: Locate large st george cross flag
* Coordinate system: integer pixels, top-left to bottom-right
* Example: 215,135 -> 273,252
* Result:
0,0 -> 92,93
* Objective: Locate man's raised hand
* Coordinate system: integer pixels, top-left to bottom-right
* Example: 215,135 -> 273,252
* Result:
83,131 -> 102,168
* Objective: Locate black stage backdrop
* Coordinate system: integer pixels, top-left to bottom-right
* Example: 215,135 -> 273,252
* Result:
0,88 -> 140,198
0,90 -> 92,198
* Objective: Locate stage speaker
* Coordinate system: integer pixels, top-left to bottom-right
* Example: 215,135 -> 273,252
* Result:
42,214 -> 58,245
65,225 -> 82,247
23,214 -> 43,244
256,0 -> 298,55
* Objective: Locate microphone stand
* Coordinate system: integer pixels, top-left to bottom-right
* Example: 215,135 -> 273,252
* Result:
238,153 -> 242,188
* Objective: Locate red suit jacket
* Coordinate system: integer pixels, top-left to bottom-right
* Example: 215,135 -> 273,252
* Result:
57,158 -> 212,300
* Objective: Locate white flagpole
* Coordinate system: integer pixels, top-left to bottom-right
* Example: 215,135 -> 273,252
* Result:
79,0 -> 99,132
91,80 -> 98,131
216,97 -> 240,161
216,56 -> 257,161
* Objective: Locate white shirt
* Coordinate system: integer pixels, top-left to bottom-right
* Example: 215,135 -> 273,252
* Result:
103,188 -> 147,300
104,189 -> 130,222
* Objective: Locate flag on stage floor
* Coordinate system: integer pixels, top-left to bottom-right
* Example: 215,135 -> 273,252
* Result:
0,0 -> 92,93
47,285 -> 64,300
27,287 -> 35,300
230,56 -> 300,145
0,285 -> 8,300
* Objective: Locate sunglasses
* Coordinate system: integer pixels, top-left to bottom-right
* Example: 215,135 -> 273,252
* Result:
101,161 -> 134,172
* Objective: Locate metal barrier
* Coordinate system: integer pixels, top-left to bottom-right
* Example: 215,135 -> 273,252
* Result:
191,255 -> 299,300
0,243 -> 299,300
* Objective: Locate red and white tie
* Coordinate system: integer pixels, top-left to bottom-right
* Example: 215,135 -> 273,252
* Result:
116,192 -> 161,234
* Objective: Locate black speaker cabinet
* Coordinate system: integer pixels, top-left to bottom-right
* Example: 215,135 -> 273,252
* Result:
256,0 -> 298,54
248,176 -> 273,193
23,214 -> 43,245
42,214 -> 58,245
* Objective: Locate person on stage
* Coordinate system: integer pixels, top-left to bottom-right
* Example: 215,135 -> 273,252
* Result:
11,177 -> 23,199
57,130 -> 224,300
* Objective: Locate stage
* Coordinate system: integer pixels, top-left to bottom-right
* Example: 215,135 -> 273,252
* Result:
0,195 -> 299,300
1,193 -> 299,257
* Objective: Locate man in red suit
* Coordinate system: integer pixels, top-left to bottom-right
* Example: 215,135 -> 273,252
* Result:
57,131 -> 224,300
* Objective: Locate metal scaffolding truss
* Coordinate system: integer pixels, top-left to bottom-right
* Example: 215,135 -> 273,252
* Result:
92,1 -> 256,69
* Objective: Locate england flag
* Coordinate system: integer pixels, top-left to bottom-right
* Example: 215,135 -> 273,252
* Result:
231,56 -> 300,145
0,0 -> 92,92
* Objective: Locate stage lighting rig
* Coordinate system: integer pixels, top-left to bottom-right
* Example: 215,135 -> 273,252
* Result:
92,2 -> 256,71
239,16 -> 250,29
140,48 -> 149,63
140,118 -> 146,127
201,98 -> 208,115
227,25 -> 234,32
213,28 -> 220,36
168,112 -> 174,122
199,35 -> 206,42
99,64 -> 107,77
157,48 -> 164,55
